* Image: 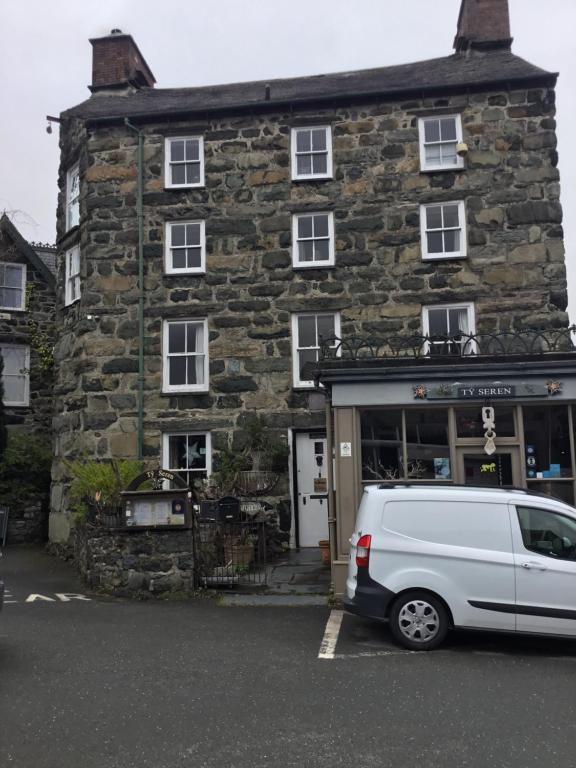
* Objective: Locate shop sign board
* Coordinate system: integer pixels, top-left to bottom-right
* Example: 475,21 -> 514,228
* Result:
426,382 -> 549,400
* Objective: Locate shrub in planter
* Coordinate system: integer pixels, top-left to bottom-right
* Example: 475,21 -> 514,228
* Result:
65,458 -> 147,524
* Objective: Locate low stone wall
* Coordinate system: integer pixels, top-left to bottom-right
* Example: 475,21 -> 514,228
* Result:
6,494 -> 49,544
74,526 -> 195,596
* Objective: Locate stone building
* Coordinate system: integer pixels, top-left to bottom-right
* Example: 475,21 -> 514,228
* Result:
0,214 -> 56,541
50,0 -> 568,552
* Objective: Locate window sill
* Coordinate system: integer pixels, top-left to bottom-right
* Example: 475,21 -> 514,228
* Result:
161,389 -> 210,396
292,262 -> 335,270
164,270 -> 206,276
4,402 -> 29,408
420,165 -> 465,174
64,298 -> 81,308
164,184 -> 205,191
291,175 -> 333,183
422,254 -> 467,261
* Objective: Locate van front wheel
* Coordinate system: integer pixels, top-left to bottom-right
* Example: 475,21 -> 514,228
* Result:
389,591 -> 448,651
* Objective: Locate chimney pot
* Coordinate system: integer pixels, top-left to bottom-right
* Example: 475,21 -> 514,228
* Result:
454,0 -> 513,52
89,31 -> 156,92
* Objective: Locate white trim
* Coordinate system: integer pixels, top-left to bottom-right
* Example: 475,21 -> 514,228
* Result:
64,245 -> 81,306
162,318 -> 209,393
1,344 -> 30,406
420,200 -> 467,260
291,311 -> 341,388
422,302 -> 476,356
291,125 -> 333,181
0,262 -> 26,311
162,431 -> 212,479
292,211 -> 335,269
164,136 -> 205,189
66,162 -> 80,231
165,220 -> 206,274
418,114 -> 464,173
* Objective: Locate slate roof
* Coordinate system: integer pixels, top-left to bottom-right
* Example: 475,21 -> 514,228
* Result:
0,215 -> 56,287
33,246 -> 57,277
63,49 -> 555,123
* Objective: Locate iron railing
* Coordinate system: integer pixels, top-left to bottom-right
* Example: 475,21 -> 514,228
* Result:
319,326 -> 576,362
195,519 -> 267,588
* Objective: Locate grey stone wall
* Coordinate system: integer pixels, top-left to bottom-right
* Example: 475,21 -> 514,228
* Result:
51,84 -> 567,540
74,526 -> 195,595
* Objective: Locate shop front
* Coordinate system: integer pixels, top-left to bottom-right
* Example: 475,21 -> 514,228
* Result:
313,329 -> 576,595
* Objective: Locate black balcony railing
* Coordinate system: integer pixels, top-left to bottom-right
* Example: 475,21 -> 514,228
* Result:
319,326 -> 576,362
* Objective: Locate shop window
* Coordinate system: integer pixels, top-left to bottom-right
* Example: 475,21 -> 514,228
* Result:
456,407 -> 516,438
361,411 -> 403,482
524,482 -> 574,506
524,405 -> 572,479
405,410 -> 451,480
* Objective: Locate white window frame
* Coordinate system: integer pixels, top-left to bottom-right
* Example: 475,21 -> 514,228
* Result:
162,318 -> 209,394
420,201 -> 467,260
66,162 -> 80,231
418,114 -> 464,172
164,136 -> 205,189
291,125 -> 333,181
165,220 -> 206,275
162,431 -> 212,485
292,212 -> 335,269
291,312 -> 341,388
64,245 -> 81,306
0,262 -> 26,311
1,344 -> 30,407
422,303 -> 476,356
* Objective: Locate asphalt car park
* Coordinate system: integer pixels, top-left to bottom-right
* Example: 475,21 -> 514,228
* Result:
2,548 -> 576,768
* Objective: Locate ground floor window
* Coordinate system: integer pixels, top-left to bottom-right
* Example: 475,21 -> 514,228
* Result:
0,344 -> 29,406
162,432 -> 211,488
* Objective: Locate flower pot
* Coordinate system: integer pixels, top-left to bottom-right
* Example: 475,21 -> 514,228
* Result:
318,539 -> 331,566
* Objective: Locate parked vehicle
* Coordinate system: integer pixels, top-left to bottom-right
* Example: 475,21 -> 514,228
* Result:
345,485 -> 576,650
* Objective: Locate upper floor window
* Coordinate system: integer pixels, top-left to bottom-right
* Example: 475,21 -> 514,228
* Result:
292,212 -> 335,268
0,344 -> 29,406
163,319 -> 209,393
418,115 -> 464,172
422,303 -> 475,356
165,136 -> 204,188
291,126 -> 332,180
165,221 -> 206,274
162,432 -> 212,488
65,245 -> 81,306
420,201 -> 466,260
66,163 -> 80,230
0,263 -> 26,310
291,312 -> 341,387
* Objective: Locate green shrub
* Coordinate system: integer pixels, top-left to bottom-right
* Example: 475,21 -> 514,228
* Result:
65,459 -> 146,520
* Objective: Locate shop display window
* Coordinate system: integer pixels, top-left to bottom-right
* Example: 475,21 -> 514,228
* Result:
523,406 -> 572,479
456,407 -> 516,438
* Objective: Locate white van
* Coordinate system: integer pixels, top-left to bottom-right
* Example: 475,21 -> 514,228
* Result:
345,485 -> 576,650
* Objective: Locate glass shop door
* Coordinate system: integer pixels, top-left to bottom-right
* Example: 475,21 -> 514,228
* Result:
456,447 -> 521,488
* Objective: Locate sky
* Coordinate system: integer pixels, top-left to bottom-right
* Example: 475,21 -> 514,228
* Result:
1,0 -> 574,314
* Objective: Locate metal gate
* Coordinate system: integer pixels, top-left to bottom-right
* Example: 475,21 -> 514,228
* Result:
195,498 -> 267,588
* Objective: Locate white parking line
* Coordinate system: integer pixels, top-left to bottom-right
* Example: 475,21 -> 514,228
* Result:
318,609 -> 344,659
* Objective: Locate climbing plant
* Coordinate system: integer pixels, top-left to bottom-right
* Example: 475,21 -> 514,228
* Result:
25,284 -> 54,371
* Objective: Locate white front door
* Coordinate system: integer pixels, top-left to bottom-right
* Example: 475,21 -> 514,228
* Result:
511,502 -> 576,636
296,432 -> 329,547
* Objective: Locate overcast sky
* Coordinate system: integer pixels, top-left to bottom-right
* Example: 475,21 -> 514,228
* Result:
1,0 -> 574,315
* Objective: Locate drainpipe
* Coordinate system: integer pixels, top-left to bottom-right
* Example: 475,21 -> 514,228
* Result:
325,391 -> 338,568
124,119 -> 145,460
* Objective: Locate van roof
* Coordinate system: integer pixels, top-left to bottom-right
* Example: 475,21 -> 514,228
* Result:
363,484 -> 574,511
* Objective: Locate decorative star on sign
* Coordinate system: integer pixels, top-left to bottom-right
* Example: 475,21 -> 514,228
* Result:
546,380 -> 563,395
413,384 -> 427,400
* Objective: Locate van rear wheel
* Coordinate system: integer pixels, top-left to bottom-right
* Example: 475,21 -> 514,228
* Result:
389,591 -> 448,651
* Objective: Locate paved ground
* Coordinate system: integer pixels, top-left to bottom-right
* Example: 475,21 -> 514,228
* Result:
1,547 -> 576,767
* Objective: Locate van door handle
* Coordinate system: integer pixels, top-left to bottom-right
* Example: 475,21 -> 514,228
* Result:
521,561 -> 548,571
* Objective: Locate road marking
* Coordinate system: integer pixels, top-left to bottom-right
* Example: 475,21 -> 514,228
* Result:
55,593 -> 91,602
318,609 -> 344,659
26,594 -> 56,602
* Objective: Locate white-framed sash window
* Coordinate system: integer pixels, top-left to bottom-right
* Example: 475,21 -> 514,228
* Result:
165,221 -> 206,274
165,136 -> 204,188
1,344 -> 30,406
65,245 -> 81,306
291,126 -> 333,180
422,303 -> 475,356
66,162 -> 80,230
163,319 -> 209,393
162,432 -> 212,487
420,201 -> 467,259
292,212 -> 335,268
0,263 -> 26,310
418,115 -> 464,172
291,312 -> 341,387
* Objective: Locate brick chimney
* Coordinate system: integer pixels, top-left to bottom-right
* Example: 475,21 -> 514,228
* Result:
89,29 -> 156,92
454,0 -> 513,52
